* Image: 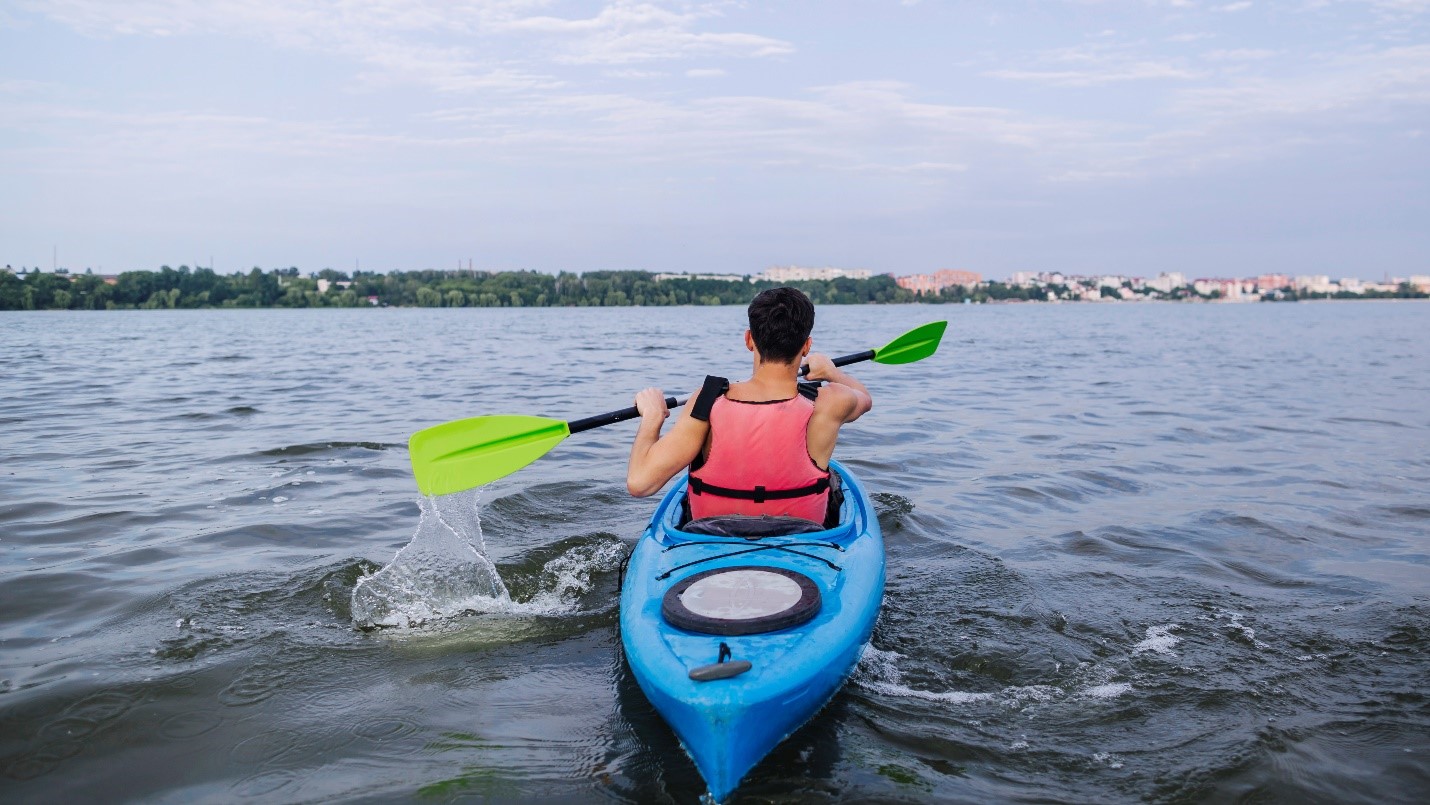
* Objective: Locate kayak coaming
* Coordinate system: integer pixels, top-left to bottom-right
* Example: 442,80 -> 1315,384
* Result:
619,460 -> 885,801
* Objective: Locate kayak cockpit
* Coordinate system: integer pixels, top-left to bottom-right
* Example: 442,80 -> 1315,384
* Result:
648,463 -> 867,548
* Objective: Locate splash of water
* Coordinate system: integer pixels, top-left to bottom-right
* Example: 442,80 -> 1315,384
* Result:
350,490 -> 511,628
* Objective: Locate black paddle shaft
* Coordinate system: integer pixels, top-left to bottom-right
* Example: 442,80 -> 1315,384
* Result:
565,348 -> 876,435
568,396 -> 681,434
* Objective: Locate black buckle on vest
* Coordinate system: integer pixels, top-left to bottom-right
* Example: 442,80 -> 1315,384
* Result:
753,485 -> 766,503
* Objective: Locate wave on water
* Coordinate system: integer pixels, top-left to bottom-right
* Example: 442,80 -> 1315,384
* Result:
854,646 -> 995,704
853,645 -> 1136,708
349,490 -> 628,629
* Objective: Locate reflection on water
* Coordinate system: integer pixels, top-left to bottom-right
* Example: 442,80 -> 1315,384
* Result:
1,303 -> 1427,803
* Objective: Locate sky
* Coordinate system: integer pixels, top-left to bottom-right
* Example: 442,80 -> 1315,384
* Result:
1,1 -> 1427,281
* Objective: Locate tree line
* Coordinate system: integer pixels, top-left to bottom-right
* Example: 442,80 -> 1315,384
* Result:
0,266 -> 938,310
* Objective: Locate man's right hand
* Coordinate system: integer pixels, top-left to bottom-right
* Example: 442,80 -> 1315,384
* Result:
634,387 -> 671,422
802,353 -> 837,382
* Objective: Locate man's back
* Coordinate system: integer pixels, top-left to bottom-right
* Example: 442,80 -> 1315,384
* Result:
625,288 -> 872,521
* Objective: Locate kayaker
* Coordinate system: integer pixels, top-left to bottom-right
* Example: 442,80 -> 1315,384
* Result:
626,287 -> 872,525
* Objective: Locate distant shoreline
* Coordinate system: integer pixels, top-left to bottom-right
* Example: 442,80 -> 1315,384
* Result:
6,297 -> 1428,313
3,266 -> 1425,311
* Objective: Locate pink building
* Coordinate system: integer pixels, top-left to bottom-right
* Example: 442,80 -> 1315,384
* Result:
897,269 -> 983,295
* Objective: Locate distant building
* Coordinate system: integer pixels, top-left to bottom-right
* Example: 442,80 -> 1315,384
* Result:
1411,275 -> 1430,292
1295,275 -> 1334,294
1256,273 -> 1291,291
1009,271 -> 1067,287
652,273 -> 750,283
759,265 -> 873,282
896,269 -> 982,295
1194,278 -> 1248,300
1144,272 -> 1186,293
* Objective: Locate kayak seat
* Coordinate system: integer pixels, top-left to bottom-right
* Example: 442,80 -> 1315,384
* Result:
682,515 -> 827,539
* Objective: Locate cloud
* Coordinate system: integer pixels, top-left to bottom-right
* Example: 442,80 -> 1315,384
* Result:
1171,44 -> 1430,119
988,62 -> 1204,85
19,0 -> 793,92
501,2 -> 795,64
0,79 -> 56,93
604,68 -> 667,80
1054,43 -> 1430,179
9,1 -> 1430,194
1201,48 -> 1279,61
985,41 -> 1205,85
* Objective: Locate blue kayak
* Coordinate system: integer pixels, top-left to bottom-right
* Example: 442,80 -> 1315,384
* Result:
619,460 -> 884,801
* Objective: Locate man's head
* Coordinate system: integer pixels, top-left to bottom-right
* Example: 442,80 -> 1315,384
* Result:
747,287 -> 815,364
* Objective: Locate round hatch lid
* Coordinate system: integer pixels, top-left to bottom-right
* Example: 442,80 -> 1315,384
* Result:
662,566 -> 821,636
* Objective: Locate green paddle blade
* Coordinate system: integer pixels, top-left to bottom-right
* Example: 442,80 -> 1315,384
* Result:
873,320 -> 947,365
409,415 -> 571,496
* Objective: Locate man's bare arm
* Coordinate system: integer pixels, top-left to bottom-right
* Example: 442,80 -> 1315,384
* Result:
803,354 -> 873,423
627,386 -> 707,497
803,354 -> 872,467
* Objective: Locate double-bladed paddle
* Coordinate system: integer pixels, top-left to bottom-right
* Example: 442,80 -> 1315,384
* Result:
409,320 -> 948,496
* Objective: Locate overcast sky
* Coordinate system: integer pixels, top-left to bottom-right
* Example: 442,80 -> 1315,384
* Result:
2,1 -> 1426,280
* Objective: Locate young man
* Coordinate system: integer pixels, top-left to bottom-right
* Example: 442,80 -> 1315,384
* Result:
626,287 -> 873,524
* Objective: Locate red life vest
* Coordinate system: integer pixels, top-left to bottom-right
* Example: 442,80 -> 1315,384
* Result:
687,376 -> 831,523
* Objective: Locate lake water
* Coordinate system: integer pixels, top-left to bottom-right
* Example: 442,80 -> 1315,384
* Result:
1,302 -> 1427,803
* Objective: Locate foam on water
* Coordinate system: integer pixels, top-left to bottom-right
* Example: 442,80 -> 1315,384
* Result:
1133,623 -> 1181,655
855,646 -> 1134,708
516,539 -> 628,614
349,490 -> 628,628
1082,682 -> 1133,699
350,490 -> 511,628
853,646 -> 995,704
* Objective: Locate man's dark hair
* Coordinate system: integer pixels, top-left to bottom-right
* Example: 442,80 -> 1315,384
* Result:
747,287 -> 815,363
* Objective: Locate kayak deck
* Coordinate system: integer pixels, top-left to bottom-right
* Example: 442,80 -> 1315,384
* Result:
619,461 -> 884,801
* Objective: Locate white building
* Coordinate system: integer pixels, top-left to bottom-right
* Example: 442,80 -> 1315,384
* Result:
759,265 -> 873,282
1144,272 -> 1186,293
1295,275 -> 1334,294
1193,278 -> 1247,300
652,273 -> 750,283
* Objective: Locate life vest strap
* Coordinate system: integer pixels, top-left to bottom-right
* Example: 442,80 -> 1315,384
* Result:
690,375 -> 730,422
688,474 -> 830,504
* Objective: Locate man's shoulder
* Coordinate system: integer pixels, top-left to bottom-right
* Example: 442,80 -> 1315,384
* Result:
812,382 -> 859,414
